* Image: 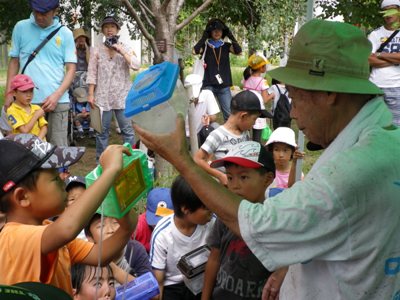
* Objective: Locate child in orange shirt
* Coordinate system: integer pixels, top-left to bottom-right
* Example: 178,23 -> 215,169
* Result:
0,134 -> 137,296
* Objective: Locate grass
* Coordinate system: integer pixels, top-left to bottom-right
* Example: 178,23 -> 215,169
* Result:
0,68 -> 6,82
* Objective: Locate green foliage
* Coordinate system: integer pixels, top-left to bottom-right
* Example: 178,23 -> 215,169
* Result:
0,85 -> 4,108
0,0 -> 30,43
316,0 -> 382,31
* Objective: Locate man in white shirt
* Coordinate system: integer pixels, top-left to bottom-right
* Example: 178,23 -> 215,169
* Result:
369,0 -> 400,126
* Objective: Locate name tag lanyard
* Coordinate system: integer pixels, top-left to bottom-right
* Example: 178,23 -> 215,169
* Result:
212,47 -> 222,71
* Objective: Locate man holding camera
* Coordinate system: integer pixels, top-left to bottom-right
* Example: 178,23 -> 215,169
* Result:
5,0 -> 76,146
86,15 -> 140,161
193,19 -> 242,121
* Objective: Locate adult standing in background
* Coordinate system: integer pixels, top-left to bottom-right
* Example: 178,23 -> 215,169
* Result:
193,19 -> 242,121
4,0 -> 76,146
369,0 -> 400,126
86,16 -> 140,161
73,28 -> 90,73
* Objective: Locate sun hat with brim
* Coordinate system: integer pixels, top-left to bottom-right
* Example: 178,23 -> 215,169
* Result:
73,28 -> 90,45
13,282 -> 72,300
210,141 -> 275,175
0,134 -> 85,196
73,87 -> 88,103
268,19 -> 383,95
101,16 -> 121,30
248,53 -> 269,70
0,285 -> 40,300
184,74 -> 203,99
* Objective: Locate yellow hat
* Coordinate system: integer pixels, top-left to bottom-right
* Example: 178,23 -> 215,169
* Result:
248,54 -> 269,70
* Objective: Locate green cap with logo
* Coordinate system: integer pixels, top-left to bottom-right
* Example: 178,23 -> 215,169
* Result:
268,19 -> 383,95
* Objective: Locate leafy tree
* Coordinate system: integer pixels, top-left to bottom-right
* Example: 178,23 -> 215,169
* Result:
0,0 -> 30,43
316,0 -> 383,31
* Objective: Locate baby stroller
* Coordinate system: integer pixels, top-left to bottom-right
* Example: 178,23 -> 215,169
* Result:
68,71 -> 95,145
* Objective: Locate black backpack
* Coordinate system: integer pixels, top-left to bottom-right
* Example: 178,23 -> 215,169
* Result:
273,85 -> 291,129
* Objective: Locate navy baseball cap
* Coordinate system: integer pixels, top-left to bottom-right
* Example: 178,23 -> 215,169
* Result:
146,188 -> 174,226
29,0 -> 59,13
231,90 -> 273,118
65,175 -> 86,192
0,134 -> 85,196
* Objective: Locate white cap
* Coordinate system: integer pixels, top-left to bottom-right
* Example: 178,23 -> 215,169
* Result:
265,127 -> 297,148
184,74 -> 203,99
381,0 -> 400,9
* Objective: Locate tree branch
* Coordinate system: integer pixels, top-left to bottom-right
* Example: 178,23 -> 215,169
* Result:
121,0 -> 161,59
160,0 -> 172,13
176,0 -> 185,14
175,0 -> 213,32
137,0 -> 155,29
138,0 -> 155,18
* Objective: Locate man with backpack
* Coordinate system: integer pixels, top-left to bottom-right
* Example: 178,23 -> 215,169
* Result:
4,0 -> 76,146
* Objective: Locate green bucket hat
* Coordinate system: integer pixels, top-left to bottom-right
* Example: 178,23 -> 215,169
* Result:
268,19 -> 383,95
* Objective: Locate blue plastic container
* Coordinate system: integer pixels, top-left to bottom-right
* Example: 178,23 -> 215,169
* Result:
125,62 -> 179,117
115,272 -> 160,300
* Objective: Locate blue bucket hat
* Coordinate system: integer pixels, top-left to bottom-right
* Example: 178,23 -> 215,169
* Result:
29,0 -> 59,13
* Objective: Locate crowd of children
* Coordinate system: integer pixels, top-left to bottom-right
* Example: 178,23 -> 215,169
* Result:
0,13 -> 306,300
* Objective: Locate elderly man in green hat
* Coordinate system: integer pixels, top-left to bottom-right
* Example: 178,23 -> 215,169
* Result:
135,19 -> 400,299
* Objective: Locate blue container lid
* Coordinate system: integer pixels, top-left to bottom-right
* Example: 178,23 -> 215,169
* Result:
125,61 -> 179,118
116,272 -> 159,300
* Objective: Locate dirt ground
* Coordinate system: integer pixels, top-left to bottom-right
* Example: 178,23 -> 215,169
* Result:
68,124 -> 127,177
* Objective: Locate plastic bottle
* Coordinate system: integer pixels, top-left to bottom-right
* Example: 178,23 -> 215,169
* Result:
125,61 -> 189,134
131,79 -> 188,134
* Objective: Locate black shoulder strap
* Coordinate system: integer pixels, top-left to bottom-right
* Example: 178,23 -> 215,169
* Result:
276,85 -> 282,96
21,25 -> 64,74
377,30 -> 399,53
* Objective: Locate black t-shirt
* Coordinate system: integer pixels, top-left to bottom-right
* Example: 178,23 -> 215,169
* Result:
207,219 -> 272,299
203,43 -> 233,88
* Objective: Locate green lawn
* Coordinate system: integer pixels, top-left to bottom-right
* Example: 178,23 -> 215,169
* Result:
0,85 -> 4,108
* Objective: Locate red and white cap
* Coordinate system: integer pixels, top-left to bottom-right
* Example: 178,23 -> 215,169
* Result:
210,141 -> 275,171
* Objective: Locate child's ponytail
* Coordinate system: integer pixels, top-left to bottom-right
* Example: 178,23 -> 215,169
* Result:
243,66 -> 252,81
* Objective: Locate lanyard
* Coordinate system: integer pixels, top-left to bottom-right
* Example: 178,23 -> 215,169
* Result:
212,47 -> 222,71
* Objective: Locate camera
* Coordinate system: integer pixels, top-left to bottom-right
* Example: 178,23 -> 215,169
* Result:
104,35 -> 119,48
